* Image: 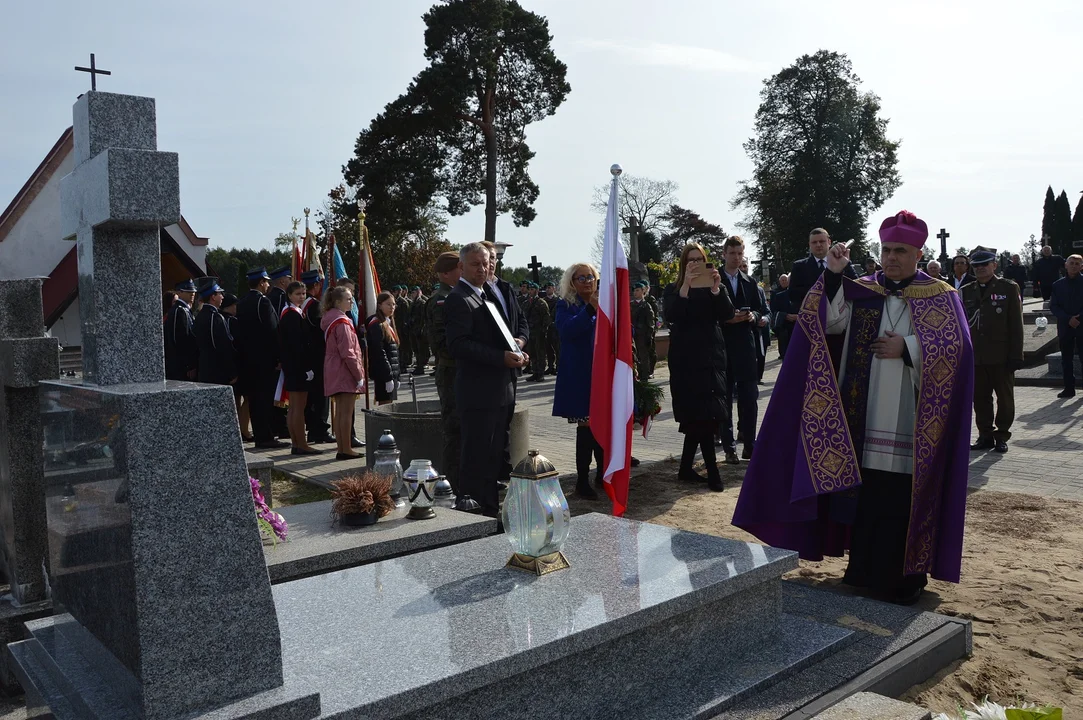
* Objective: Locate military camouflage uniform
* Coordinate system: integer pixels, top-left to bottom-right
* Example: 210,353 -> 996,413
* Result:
631,296 -> 656,384
411,292 -> 429,374
645,292 -> 660,375
524,293 -> 550,381
544,292 -> 560,374
394,294 -> 412,373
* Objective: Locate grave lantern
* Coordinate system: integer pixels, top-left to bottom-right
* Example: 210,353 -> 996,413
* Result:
502,450 -> 570,575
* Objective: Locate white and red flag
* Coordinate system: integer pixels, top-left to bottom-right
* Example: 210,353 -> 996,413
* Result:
589,164 -> 634,517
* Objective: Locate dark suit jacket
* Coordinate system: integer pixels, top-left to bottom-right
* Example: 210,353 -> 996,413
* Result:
236,290 -> 279,374
720,270 -> 762,382
788,254 -> 856,313
445,280 -> 517,410
194,305 -> 237,385
164,299 -> 198,380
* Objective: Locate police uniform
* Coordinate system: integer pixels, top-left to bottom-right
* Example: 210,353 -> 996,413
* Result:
164,279 -> 199,381
631,281 -> 656,383
267,266 -> 292,317
193,280 -> 237,385
410,286 -> 430,374
524,283 -> 550,381
301,270 -> 332,443
394,286 -> 413,373
543,284 -> 560,374
962,248 -> 1024,452
236,267 -> 285,447
426,252 -> 462,493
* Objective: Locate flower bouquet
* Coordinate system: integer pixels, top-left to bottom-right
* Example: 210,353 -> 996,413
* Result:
933,699 -> 1062,720
330,472 -> 395,526
633,379 -> 665,437
250,477 -> 288,545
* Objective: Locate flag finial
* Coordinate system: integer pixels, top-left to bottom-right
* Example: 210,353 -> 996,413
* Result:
610,164 -> 622,177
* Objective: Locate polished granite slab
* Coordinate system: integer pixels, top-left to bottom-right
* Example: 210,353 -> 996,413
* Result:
271,512 -> 800,718
264,501 -> 498,583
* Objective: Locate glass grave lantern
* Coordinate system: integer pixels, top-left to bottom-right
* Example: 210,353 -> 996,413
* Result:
404,459 -> 439,520
502,450 -> 571,575
372,429 -> 405,508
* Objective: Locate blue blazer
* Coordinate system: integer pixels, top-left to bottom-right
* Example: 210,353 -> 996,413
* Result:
552,298 -> 596,419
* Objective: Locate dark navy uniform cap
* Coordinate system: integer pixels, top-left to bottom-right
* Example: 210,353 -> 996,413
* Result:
301,270 -> 323,285
269,266 -> 291,280
198,279 -> 225,298
970,246 -> 997,266
246,267 -> 270,281
221,293 -> 238,309
175,279 -> 197,293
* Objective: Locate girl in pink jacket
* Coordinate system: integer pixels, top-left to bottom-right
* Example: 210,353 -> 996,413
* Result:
320,286 -> 365,460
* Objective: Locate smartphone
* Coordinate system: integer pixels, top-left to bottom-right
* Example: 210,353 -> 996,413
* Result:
705,263 -> 714,269
739,307 -> 751,313
689,262 -> 715,288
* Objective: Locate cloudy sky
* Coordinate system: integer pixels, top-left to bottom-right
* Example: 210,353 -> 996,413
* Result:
2,0 -> 1080,270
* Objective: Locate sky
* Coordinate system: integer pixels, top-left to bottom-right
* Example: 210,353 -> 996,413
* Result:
2,0 -> 1081,272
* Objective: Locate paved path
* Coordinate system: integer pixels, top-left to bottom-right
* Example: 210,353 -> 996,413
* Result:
259,350 -> 1083,503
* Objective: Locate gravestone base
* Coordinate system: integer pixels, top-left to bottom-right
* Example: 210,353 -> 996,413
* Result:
1044,351 -> 1082,379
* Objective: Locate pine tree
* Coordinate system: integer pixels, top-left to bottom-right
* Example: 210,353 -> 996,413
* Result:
1073,194 -> 1083,252
1041,186 -> 1057,247
1055,190 -> 1074,256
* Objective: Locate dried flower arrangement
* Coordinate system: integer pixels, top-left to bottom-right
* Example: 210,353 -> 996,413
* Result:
330,472 -> 395,524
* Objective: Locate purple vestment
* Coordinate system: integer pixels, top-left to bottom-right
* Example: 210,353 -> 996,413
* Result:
732,271 -> 973,582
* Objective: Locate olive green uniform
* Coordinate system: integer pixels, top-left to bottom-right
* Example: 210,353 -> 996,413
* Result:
426,283 -> 460,492
411,293 -> 429,374
645,293 -> 660,374
631,298 -> 656,384
394,295 -> 412,373
961,276 -> 1024,443
524,294 -> 550,380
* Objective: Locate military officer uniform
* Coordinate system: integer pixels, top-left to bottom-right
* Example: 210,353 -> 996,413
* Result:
410,286 -> 430,374
543,283 -> 560,374
193,280 -> 237,386
394,286 -> 413,373
164,279 -> 199,381
962,248 -> 1024,453
524,283 -> 550,382
236,267 -> 287,448
267,266 -> 292,317
631,281 -> 656,383
427,253 -> 462,493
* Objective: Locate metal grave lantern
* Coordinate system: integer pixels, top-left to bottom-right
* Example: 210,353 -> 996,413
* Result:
404,459 -> 439,520
502,450 -> 571,575
372,429 -> 405,508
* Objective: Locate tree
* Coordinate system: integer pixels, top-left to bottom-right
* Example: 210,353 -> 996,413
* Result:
732,50 -> 901,269
657,205 -> 728,261
205,247 -> 291,296
955,246 -> 969,257
590,174 -> 678,237
1041,186 -> 1057,248
1055,190 -> 1074,256
343,0 -> 570,245
1073,195 -> 1083,252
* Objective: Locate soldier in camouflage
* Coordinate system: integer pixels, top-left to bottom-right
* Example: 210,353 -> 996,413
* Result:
631,281 -> 656,384
410,285 -> 429,375
543,281 -> 560,374
524,282 -> 550,382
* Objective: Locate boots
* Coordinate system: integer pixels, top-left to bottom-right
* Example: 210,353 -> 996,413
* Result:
700,437 -> 724,492
678,434 -> 706,483
575,427 -> 599,500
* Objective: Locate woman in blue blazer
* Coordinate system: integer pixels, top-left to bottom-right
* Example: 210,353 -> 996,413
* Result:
551,262 -> 604,500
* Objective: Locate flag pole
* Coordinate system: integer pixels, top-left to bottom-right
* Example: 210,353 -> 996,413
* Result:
358,203 -> 371,410
302,207 -> 310,271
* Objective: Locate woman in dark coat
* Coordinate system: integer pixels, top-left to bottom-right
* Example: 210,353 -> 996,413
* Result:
365,291 -> 401,405
552,262 -> 604,500
278,281 -> 320,455
663,242 -> 734,491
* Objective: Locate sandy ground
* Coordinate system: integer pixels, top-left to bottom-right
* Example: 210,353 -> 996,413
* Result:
566,457 -> 1083,715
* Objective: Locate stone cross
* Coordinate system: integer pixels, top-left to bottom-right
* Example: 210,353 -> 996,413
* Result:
59,91 -> 179,385
74,53 -> 111,91
937,228 -> 950,265
0,279 -> 60,604
623,218 -> 641,263
527,255 -> 543,284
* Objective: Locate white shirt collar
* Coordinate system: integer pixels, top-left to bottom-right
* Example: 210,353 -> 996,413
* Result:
462,278 -> 486,297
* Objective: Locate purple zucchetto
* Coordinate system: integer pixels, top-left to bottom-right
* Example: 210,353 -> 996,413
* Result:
878,210 -> 928,249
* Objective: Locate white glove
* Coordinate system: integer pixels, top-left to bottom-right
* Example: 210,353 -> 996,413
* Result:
394,379 -> 401,391
356,379 -> 365,392
385,380 -> 395,393
305,370 -> 314,382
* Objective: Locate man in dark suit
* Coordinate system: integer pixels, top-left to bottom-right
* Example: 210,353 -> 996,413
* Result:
1035,245 -> 1065,301
788,228 -> 857,316
193,279 -> 237,386
770,274 -> 792,359
445,243 -> 529,517
1003,254 -> 1028,296
301,269 -> 333,444
236,267 -> 287,449
719,236 -> 762,463
165,279 -> 199,381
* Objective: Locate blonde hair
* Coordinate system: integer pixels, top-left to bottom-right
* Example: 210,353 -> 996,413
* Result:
559,263 -> 599,305
321,285 -> 351,314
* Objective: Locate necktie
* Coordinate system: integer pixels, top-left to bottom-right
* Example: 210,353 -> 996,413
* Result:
818,259 -> 825,271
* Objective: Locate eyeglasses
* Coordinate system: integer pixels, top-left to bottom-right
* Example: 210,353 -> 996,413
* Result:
574,275 -> 595,283
686,257 -> 705,264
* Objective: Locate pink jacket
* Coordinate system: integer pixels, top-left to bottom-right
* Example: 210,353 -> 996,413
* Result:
320,308 -> 365,396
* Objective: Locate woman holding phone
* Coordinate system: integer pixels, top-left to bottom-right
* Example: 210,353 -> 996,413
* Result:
663,243 -> 735,491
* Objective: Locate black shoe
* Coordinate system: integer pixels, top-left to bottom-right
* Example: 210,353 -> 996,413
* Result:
707,475 -> 724,492
308,434 -> 336,444
241,434 -> 254,443
525,375 -> 543,382
1058,389 -> 1076,399
736,431 -> 744,443
970,438 -> 995,451
545,368 -> 557,375
575,479 -> 599,500
678,468 -> 706,483
994,440 -> 1008,453
724,451 -> 740,465
335,452 -> 363,461
350,436 -> 365,449
255,440 -> 289,449
630,456 -> 640,467
741,444 -> 754,460
291,447 -> 322,456
889,586 -> 924,606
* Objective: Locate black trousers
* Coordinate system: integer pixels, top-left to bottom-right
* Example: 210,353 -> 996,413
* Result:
1059,330 -> 1083,390
844,467 -> 927,596
304,370 -> 330,439
244,369 -> 277,443
1040,282 -> 1054,301
435,364 -> 461,494
721,376 -> 759,450
459,406 -> 509,516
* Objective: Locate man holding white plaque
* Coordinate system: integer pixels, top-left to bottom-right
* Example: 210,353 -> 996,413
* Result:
445,242 -> 529,517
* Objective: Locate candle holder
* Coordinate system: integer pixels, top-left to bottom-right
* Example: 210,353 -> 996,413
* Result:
502,450 -> 570,575
404,460 -> 439,520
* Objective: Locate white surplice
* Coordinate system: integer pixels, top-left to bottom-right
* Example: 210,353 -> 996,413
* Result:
826,288 -> 922,475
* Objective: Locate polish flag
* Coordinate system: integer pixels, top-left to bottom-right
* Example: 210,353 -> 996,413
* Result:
358,224 -> 381,320
590,165 -> 634,517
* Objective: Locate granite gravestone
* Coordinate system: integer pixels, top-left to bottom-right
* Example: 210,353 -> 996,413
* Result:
0,279 -> 60,605
8,91 -> 318,719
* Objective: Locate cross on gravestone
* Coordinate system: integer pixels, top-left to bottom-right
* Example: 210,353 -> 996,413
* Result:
937,228 -> 950,265
622,218 -> 641,263
527,255 -> 543,284
74,53 -> 111,91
